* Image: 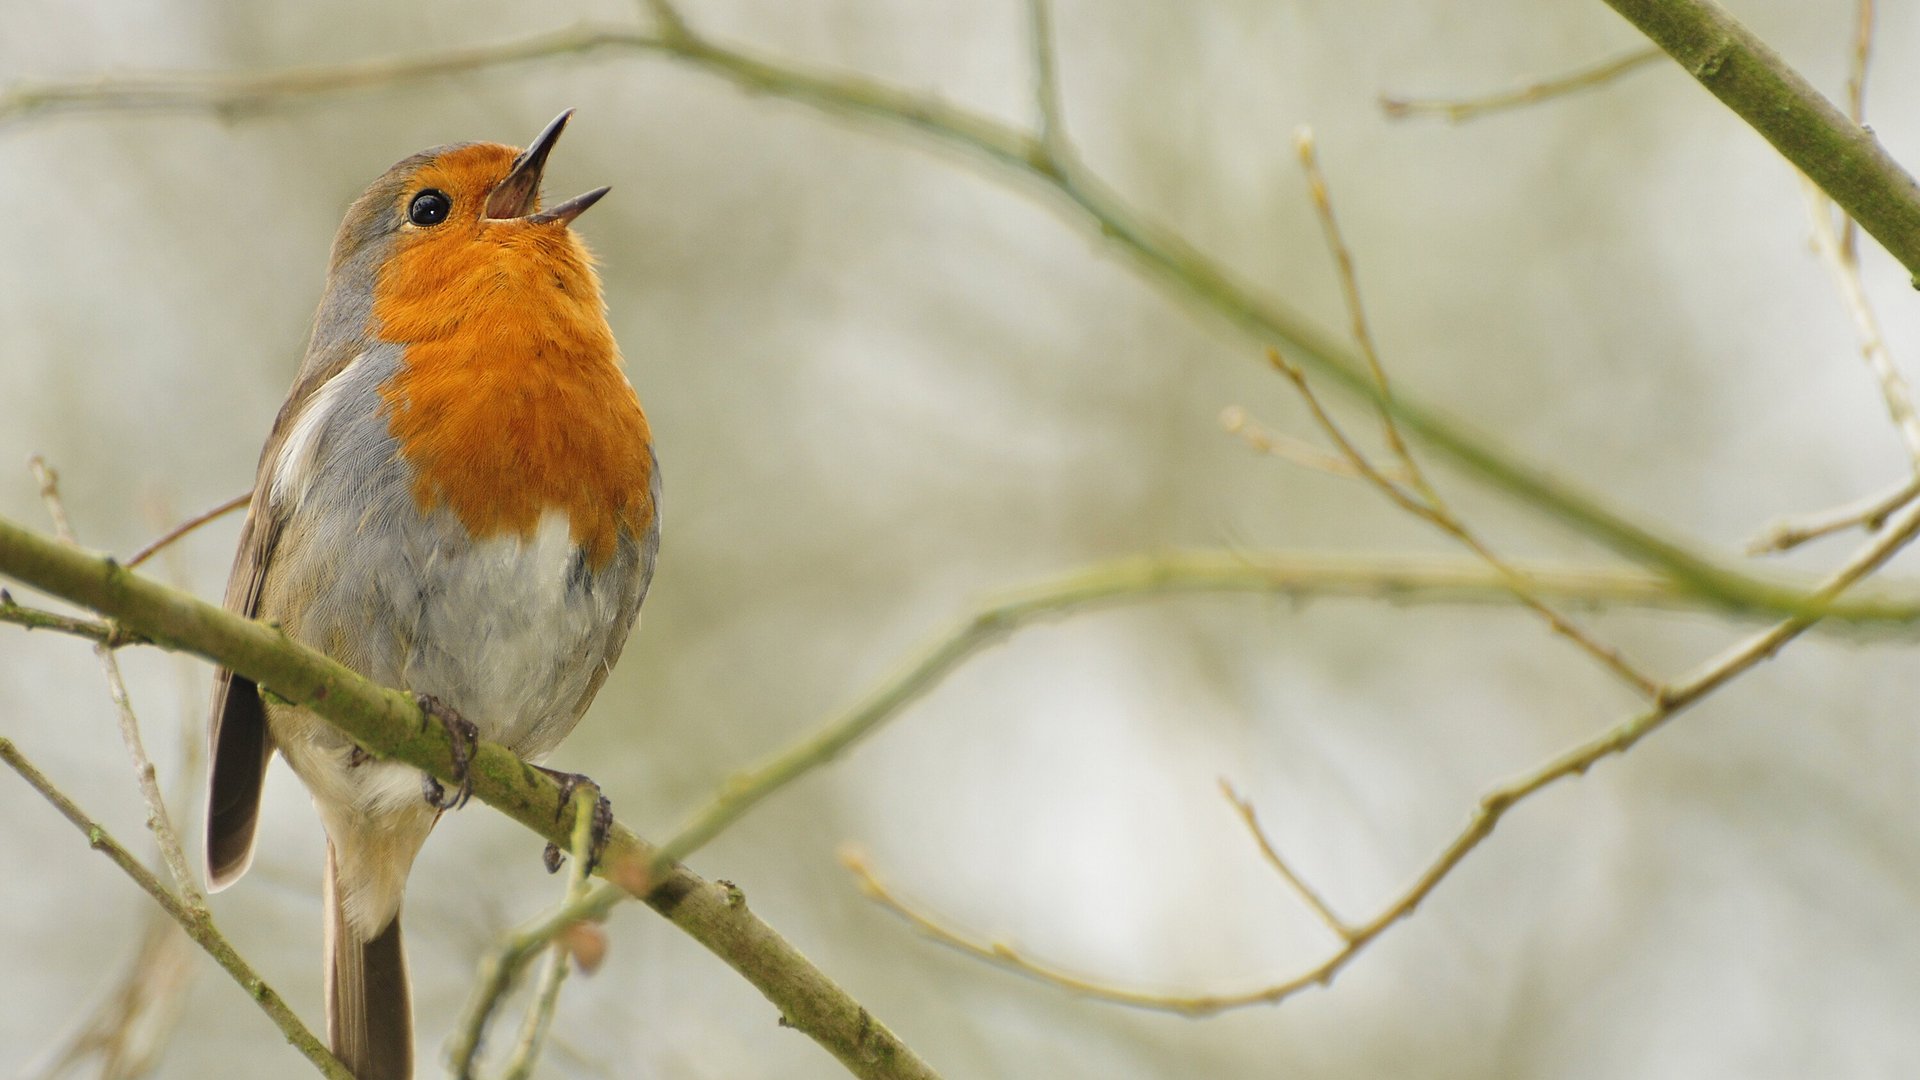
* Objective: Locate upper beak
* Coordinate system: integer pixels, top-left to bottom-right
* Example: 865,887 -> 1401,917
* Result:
484,109 -> 609,226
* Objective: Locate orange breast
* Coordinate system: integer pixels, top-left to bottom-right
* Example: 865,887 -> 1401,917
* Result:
371,227 -> 653,568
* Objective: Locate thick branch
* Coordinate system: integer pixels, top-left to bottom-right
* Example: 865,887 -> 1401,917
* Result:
0,515 -> 937,1080
1601,0 -> 1920,283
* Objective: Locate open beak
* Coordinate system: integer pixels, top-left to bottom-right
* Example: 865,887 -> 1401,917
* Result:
484,109 -> 610,226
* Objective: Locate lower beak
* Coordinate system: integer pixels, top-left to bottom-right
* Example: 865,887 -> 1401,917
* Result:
484,109 -> 608,225
528,186 -> 611,226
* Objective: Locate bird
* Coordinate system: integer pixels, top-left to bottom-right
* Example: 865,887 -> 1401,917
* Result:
201,110 -> 658,1080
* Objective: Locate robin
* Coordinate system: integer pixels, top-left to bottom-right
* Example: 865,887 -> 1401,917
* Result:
201,110 -> 658,1080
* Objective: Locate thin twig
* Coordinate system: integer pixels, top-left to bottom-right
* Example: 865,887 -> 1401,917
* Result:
93,641 -> 201,906
1281,144 -> 1658,696
1268,349 -> 1661,698
1217,780 -> 1351,940
841,496 -> 1920,1015
0,589 -> 120,642
649,532 -> 1920,883
449,793 -> 598,1079
636,0 -> 691,43
29,455 -> 77,544
451,871 -> 630,1080
1380,46 -> 1663,124
1026,0 -> 1069,171
29,502 -> 210,1080
1746,474 -> 1920,555
1842,0 -> 1876,259
646,537 -> 1771,879
1293,129 -> 1427,498
124,491 -> 249,569
0,738 -> 349,1077
28,457 -> 201,906
497,797 -> 599,1080
1800,176 -> 1920,467
1220,406 -> 1414,483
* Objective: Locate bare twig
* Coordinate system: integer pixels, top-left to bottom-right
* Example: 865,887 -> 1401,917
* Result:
648,528 -> 1920,890
1025,0 -> 1069,171
30,504 -> 209,1080
0,738 -> 349,1077
496,796 -> 599,1080
0,589 -> 120,642
1800,176 -> 1920,467
451,871 -> 631,1079
1280,142 -> 1659,696
1746,474 -> 1920,555
29,455 -> 77,544
636,0 -> 691,44
841,496 -> 1920,1015
449,793 -> 598,1079
1381,47 -> 1663,124
124,491 -> 249,569
1220,406 -> 1413,483
1218,780 -> 1351,940
28,457 -> 201,906
1843,0 -> 1876,259
1269,346 -> 1660,697
645,538 -> 1785,880
1293,129 -> 1426,497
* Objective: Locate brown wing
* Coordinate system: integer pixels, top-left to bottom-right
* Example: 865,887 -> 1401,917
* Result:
205,340 -> 364,891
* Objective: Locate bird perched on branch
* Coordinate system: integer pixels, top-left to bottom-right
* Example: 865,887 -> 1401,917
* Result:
202,110 -> 658,1080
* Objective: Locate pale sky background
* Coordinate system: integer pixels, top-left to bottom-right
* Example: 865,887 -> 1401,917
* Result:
3,1 -> 1919,1078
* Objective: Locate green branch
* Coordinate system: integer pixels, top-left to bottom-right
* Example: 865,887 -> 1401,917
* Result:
0,514 -> 938,1080
0,587 -> 123,642
644,547 -> 1918,873
0,16 -> 1887,616
1601,0 -> 1920,283
0,737 -> 352,1079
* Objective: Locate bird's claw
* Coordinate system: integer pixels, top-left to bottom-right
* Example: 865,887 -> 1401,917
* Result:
536,766 -> 614,875
416,693 -> 479,811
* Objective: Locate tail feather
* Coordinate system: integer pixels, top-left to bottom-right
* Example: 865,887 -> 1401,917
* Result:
205,670 -> 272,891
324,842 -> 413,1080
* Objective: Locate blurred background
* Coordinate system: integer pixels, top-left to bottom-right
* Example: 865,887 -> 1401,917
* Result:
4,1 -> 1920,1077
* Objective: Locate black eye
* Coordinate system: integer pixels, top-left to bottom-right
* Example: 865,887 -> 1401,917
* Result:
408,189 -> 451,226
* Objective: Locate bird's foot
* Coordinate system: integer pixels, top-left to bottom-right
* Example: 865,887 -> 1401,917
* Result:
536,766 -> 613,875
416,693 -> 479,811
